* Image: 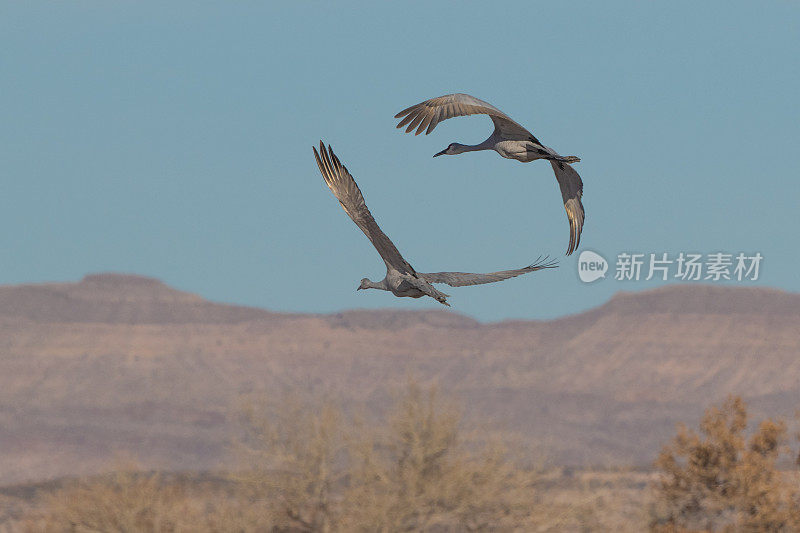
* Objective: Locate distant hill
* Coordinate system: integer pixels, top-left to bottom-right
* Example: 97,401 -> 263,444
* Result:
0,274 -> 798,484
0,273 -> 278,324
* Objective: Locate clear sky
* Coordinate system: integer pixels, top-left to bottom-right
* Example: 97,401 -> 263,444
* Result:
2,2 -> 799,321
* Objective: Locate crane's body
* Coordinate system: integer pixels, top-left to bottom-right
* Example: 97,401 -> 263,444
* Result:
437,134 -> 580,165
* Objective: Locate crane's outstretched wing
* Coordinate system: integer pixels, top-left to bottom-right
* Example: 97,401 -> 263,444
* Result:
550,159 -> 584,256
419,256 -> 557,287
314,142 -> 416,274
395,93 -> 540,142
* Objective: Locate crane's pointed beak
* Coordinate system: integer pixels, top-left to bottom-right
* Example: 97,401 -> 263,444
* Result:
433,148 -> 447,158
356,286 -> 363,291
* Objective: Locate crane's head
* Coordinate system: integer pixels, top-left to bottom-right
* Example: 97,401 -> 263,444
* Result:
433,143 -> 462,157
357,278 -> 371,291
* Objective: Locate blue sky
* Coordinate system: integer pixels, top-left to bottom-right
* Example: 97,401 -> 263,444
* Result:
2,2 -> 799,321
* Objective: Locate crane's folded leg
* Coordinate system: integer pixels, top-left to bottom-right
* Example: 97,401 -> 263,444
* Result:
408,277 -> 450,307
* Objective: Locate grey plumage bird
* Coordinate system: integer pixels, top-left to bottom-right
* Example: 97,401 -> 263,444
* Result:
395,93 -> 585,255
313,141 -> 556,307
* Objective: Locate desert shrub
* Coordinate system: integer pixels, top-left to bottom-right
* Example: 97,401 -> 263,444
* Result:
651,396 -> 800,532
235,380 -> 539,532
234,394 -> 344,532
339,382 -> 537,531
18,468 -> 210,533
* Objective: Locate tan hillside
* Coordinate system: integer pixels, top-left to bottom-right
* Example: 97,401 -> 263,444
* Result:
0,274 -> 798,484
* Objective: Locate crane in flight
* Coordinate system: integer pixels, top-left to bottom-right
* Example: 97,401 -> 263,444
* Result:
395,93 -> 585,255
313,141 -> 557,307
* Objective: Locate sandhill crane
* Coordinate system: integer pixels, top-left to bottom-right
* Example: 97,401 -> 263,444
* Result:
395,93 -> 585,255
313,141 -> 556,307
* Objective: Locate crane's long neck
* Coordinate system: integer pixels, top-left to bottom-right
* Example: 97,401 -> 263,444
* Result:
368,278 -> 389,291
454,137 -> 495,154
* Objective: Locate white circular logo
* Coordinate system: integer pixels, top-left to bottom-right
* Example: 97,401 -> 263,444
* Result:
577,251 -> 608,283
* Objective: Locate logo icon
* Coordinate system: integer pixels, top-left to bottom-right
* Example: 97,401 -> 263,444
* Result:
578,250 -> 608,283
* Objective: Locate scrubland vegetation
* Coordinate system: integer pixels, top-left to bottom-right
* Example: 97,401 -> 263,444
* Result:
4,388 -> 799,532
650,396 -> 800,532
